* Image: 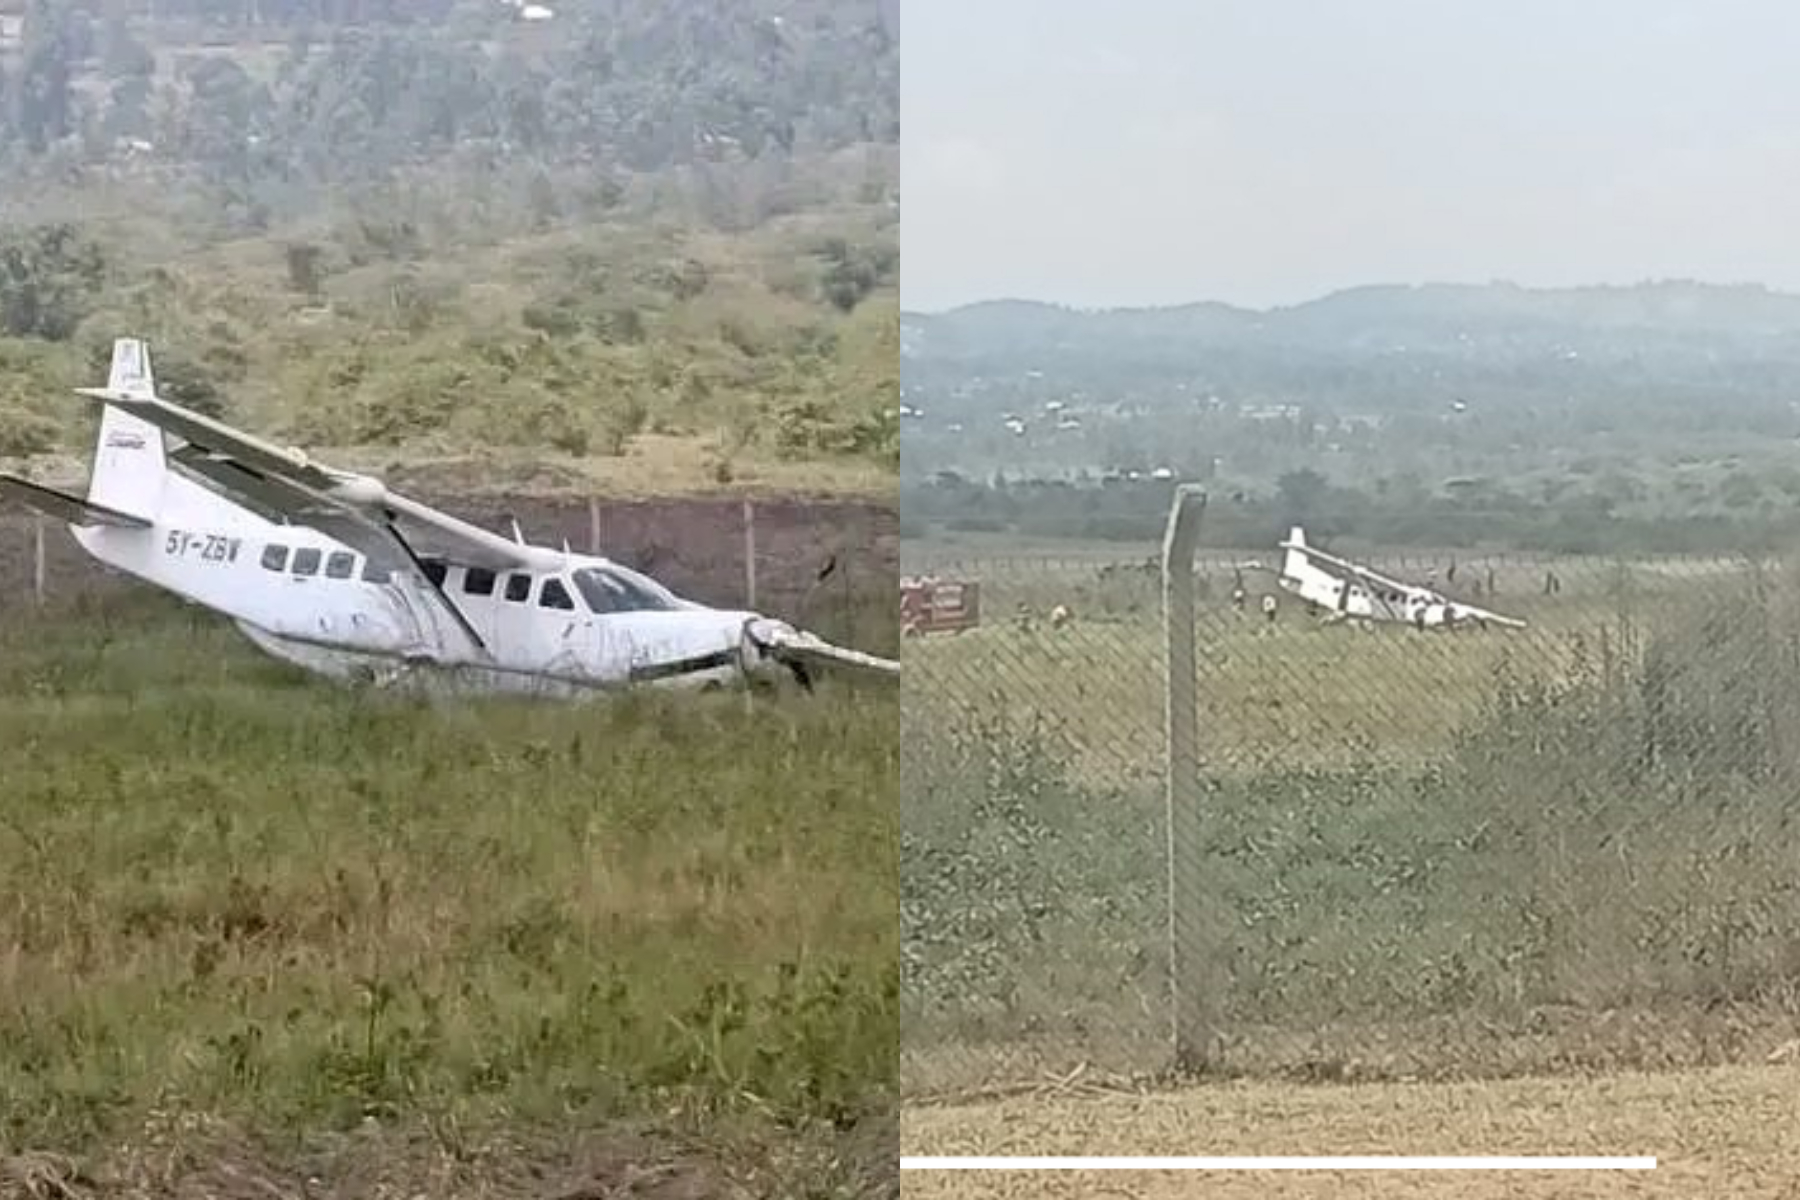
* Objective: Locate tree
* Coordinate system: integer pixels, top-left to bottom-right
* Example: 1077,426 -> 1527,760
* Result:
14,1 -> 75,153
284,241 -> 325,294
0,224 -> 107,341
100,16 -> 155,79
1275,468 -> 1329,523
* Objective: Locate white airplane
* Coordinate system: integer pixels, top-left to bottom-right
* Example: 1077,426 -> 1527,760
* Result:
0,338 -> 899,697
1275,526 -> 1526,630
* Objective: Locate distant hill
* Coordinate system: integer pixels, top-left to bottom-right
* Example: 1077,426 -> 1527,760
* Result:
902,281 -> 1800,420
900,281 -> 1800,553
907,281 -> 1800,344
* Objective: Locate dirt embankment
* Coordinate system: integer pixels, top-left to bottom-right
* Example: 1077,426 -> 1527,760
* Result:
0,494 -> 898,619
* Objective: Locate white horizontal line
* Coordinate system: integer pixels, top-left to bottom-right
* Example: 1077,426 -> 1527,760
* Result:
901,1157 -> 1657,1171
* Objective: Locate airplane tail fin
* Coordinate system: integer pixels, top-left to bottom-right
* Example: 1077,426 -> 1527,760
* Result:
1281,525 -> 1308,579
106,336 -> 156,399
85,338 -> 168,517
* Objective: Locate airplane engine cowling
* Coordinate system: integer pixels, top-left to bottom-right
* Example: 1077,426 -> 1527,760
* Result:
330,474 -> 388,507
740,617 -> 814,692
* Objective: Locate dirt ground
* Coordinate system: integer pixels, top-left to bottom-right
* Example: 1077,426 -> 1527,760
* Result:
899,1064 -> 1800,1199
1,1112 -> 899,1200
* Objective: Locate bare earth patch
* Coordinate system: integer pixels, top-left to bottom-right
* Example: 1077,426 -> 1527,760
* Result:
3,1112 -> 898,1200
900,1064 -> 1800,1199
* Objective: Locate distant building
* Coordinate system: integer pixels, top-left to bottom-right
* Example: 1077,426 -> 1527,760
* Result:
0,4 -> 24,54
1239,404 -> 1302,421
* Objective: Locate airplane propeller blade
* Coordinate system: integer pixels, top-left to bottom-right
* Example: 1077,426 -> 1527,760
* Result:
743,617 -> 900,681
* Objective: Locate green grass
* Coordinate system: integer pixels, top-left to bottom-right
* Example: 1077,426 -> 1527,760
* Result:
0,596 -> 896,1155
902,552 -> 1800,1094
902,554 -> 1713,784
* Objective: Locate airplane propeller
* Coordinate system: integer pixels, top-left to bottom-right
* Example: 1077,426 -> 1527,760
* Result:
736,618 -> 812,692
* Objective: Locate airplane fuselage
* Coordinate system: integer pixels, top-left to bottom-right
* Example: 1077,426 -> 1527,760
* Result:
69,508 -> 785,696
1,336 -> 896,696
1277,558 -> 1507,629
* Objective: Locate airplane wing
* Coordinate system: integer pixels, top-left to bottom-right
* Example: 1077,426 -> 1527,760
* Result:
166,444 -> 411,569
80,388 -> 550,574
1280,536 -> 1416,593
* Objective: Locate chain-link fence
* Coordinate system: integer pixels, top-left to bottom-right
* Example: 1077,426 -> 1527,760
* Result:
1,495 -> 898,652
902,511 -> 1800,1099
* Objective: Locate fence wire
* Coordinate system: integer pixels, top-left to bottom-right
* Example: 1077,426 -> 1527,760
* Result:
1,499 -> 897,654
901,544 -> 1800,1098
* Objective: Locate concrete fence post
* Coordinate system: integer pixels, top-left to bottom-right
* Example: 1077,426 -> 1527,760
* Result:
743,497 -> 758,609
1161,484 -> 1211,1071
33,515 -> 47,608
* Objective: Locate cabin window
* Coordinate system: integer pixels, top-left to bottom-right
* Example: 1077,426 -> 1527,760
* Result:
292,548 -> 322,576
464,567 -> 497,596
261,544 -> 289,571
504,573 -> 532,603
573,567 -> 680,614
325,551 -> 356,580
362,560 -> 392,584
420,559 -> 447,587
539,578 -> 575,610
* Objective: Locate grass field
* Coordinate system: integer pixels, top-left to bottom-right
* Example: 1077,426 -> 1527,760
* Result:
0,594 -> 897,1197
903,550 -> 1725,783
900,1063 -> 1800,1198
902,548 -> 1800,1095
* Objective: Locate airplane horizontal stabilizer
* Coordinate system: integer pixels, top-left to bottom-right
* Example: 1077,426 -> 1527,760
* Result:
0,474 -> 151,529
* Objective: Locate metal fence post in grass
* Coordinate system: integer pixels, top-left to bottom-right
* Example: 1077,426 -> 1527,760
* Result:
1161,484 -> 1209,1071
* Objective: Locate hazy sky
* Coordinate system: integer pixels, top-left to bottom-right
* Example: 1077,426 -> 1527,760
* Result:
903,0 -> 1800,312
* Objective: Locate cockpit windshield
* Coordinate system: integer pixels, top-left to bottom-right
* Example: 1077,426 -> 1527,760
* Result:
572,567 -> 681,614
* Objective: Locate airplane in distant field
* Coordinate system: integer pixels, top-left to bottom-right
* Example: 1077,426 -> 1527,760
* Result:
1274,526 -> 1527,630
0,338 -> 899,697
